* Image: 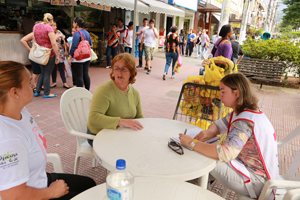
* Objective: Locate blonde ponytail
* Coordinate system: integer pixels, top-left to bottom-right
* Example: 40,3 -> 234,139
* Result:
42,13 -> 53,24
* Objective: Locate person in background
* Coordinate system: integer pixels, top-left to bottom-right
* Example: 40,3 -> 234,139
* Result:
50,21 -> 70,89
105,24 -> 120,69
178,29 -> 185,56
185,29 -> 196,57
116,19 -> 127,54
230,34 -> 244,66
136,18 -> 148,68
195,30 -> 202,59
211,24 -> 233,60
0,61 -> 96,200
179,73 -> 278,198
124,21 -> 133,54
34,13 -> 60,98
163,26 -> 179,80
212,31 -> 218,44
21,12 -> 34,35
86,53 -> 144,147
13,11 -> 22,23
200,29 -> 210,59
68,17 -> 92,91
66,28 -> 77,87
140,19 -> 158,75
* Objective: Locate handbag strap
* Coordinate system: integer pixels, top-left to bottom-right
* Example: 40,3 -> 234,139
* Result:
77,30 -> 85,41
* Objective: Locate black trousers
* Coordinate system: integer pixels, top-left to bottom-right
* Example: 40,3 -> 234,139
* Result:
47,173 -> 96,200
138,43 -> 145,66
71,61 -> 91,90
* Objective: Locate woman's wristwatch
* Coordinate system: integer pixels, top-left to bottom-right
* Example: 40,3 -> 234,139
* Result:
190,139 -> 198,149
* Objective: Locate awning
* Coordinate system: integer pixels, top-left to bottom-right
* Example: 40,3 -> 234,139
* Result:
139,0 -> 185,17
212,13 -> 220,22
83,0 -> 149,14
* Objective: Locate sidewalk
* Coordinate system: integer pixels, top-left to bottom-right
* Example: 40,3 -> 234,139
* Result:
27,52 -> 300,199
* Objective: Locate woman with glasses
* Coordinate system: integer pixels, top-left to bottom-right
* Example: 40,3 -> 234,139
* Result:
86,53 -> 144,147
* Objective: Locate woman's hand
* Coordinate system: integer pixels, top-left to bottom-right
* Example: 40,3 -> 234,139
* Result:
194,130 -> 215,142
49,180 -> 69,199
55,56 -> 60,64
68,58 -> 71,66
118,119 -> 143,131
179,134 -> 193,147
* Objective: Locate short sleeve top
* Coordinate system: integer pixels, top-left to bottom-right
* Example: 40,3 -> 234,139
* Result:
33,23 -> 55,57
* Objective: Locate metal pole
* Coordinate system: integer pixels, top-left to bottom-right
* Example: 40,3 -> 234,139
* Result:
132,0 -> 138,56
239,0 -> 251,44
219,0 -> 231,32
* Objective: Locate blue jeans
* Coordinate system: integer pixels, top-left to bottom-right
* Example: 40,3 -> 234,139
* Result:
125,47 -> 132,54
164,52 -> 178,76
36,56 -> 56,95
106,45 -> 118,66
185,43 -> 193,56
201,45 -> 208,59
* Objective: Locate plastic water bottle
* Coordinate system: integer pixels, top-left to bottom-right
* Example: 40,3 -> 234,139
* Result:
106,159 -> 134,200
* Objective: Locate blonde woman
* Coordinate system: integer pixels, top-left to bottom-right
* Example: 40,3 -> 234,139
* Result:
50,21 -> 70,89
179,73 -> 278,198
33,13 -> 60,98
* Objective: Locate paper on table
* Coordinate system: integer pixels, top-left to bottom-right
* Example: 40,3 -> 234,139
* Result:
170,127 -> 220,150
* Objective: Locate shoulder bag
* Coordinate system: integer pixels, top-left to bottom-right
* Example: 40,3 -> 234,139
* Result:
29,27 -> 52,65
211,38 -> 226,57
74,30 -> 92,60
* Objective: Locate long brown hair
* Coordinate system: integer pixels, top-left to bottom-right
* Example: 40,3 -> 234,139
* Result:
0,61 -> 26,105
110,53 -> 137,84
221,73 -> 259,115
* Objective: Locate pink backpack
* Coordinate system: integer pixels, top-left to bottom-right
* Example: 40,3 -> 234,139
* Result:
74,31 -> 92,60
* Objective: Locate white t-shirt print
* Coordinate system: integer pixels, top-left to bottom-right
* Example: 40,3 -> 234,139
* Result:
142,28 -> 158,48
0,108 -> 47,196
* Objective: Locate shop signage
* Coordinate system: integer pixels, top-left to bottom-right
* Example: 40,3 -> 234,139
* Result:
159,36 -> 166,47
159,27 -> 165,36
96,4 -> 103,10
230,22 -> 241,28
89,2 -> 97,8
104,6 -> 111,12
38,0 -> 50,2
80,1 -> 88,6
168,0 -> 198,12
198,0 -> 207,7
125,10 -> 131,25
51,0 -> 64,5
65,0 -> 76,6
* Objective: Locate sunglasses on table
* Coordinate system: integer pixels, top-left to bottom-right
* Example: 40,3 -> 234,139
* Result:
168,140 -> 184,155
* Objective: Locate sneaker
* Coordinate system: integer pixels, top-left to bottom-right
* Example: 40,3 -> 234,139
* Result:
146,69 -> 151,74
136,65 -> 142,68
106,66 -> 111,69
171,75 -> 175,79
163,72 -> 166,80
144,66 -> 152,70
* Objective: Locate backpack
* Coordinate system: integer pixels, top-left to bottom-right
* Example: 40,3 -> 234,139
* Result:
74,30 -> 92,60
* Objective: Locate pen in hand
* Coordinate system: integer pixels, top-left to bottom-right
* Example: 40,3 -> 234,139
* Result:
184,129 -> 187,135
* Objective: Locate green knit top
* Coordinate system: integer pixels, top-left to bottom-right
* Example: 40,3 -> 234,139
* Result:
87,80 -> 144,134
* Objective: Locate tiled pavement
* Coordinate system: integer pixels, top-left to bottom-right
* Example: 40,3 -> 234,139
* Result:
26,51 -> 300,199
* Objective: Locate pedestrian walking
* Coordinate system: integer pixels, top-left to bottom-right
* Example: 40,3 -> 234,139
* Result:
178,29 -> 185,55
68,17 -> 92,91
140,19 -> 158,75
33,13 -> 60,98
105,24 -> 120,69
116,19 -> 127,54
230,34 -> 244,66
195,30 -> 202,58
200,29 -> 210,59
212,31 -> 218,44
185,29 -> 196,57
163,26 -> 179,80
124,21 -> 133,54
136,18 -> 148,68
51,21 -> 70,89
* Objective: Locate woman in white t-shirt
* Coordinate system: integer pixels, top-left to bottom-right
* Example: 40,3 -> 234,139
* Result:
0,61 -> 96,200
124,21 -> 134,54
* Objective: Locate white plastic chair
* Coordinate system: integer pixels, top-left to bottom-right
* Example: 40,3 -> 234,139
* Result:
47,153 -> 64,173
218,125 -> 300,199
60,87 -> 96,174
283,188 -> 300,200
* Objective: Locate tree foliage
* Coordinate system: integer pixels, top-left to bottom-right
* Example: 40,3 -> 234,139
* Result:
282,0 -> 300,29
241,37 -> 300,78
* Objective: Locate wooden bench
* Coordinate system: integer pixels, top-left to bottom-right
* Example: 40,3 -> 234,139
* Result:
238,58 -> 285,89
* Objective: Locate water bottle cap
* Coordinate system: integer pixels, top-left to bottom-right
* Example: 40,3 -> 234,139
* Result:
116,159 -> 126,170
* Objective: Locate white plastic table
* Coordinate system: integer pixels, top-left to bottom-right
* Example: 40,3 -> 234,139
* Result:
93,118 -> 216,188
71,177 -> 224,200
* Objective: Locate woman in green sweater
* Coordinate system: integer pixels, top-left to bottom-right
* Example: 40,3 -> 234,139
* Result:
87,53 -> 144,146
